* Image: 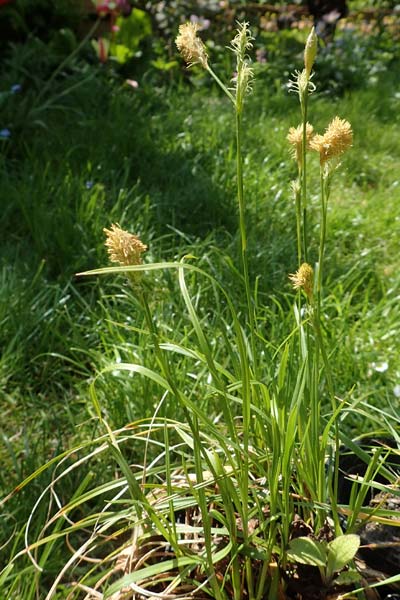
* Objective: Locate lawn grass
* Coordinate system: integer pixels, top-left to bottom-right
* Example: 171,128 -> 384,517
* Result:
1,25 -> 400,596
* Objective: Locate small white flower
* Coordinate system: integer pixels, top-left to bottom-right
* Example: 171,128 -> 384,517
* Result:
371,361 -> 389,373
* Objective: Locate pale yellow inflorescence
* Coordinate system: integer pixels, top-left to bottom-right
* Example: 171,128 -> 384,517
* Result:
175,22 -> 208,69
289,263 -> 314,301
230,22 -> 254,107
104,223 -> 147,266
230,21 -> 253,56
287,122 -> 314,165
310,117 -> 353,165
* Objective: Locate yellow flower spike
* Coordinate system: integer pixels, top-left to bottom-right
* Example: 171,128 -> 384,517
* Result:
289,263 -> 314,301
175,22 -> 208,69
104,223 -> 147,267
287,122 -> 314,166
310,117 -> 353,165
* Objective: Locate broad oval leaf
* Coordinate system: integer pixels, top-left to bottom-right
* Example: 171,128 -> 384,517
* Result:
287,537 -> 326,567
327,534 -> 360,575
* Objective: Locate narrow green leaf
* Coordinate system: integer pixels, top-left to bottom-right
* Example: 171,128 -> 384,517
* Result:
277,343 -> 289,391
104,556 -> 200,598
106,362 -> 173,392
341,572 -> 400,598
0,562 -> 14,588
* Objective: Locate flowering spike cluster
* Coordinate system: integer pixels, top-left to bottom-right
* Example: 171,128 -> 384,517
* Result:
287,122 -> 314,166
230,22 -> 254,109
230,21 -> 253,56
288,68 -> 315,99
289,263 -> 314,301
104,224 -> 147,266
310,117 -> 353,164
234,63 -> 254,100
175,22 -> 208,69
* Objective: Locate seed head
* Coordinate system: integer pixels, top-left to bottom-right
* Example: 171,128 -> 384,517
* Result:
176,22 -> 208,69
289,263 -> 314,301
287,122 -> 314,166
310,117 -> 353,165
104,224 -> 147,266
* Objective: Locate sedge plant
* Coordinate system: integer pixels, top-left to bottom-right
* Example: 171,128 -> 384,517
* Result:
3,22 -> 400,600
77,24 -> 357,598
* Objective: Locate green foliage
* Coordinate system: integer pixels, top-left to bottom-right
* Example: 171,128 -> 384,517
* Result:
0,0 -> 81,48
287,535 -> 361,584
316,28 -> 400,95
252,25 -> 400,98
110,9 -> 152,64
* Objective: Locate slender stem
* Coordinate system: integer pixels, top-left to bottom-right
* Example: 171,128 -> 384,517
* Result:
300,92 -> 309,263
294,173 -> 303,365
236,113 -> 256,559
295,174 -> 302,267
236,107 -> 253,597
236,111 -> 247,254
236,110 -> 257,364
317,170 -> 326,312
206,65 -> 235,104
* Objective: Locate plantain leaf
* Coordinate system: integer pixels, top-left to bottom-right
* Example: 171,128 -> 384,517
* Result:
327,534 -> 360,577
287,537 -> 327,567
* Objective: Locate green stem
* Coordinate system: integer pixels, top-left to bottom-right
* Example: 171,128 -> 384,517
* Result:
206,65 -> 235,104
317,170 -> 327,314
236,111 -> 247,255
295,174 -> 302,267
236,110 -> 257,365
300,92 -> 309,263
235,107 -> 254,597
